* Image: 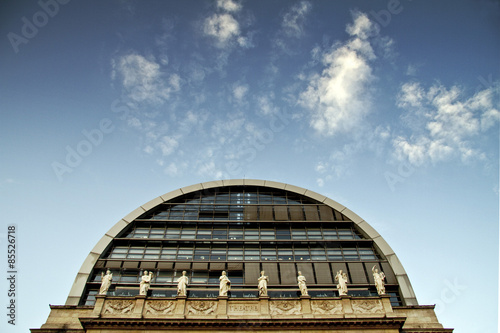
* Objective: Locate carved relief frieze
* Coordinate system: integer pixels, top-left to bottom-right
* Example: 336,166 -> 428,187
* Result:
103,300 -> 135,314
311,300 -> 343,315
351,299 -> 384,314
186,301 -> 217,315
144,300 -> 175,315
270,301 -> 301,315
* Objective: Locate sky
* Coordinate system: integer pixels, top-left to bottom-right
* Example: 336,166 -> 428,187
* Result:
0,0 -> 498,332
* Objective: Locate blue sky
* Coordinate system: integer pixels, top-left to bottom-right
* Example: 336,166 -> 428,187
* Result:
0,0 -> 498,332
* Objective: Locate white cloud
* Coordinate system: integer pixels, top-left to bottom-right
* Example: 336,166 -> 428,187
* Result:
204,13 -> 240,48
282,1 -> 311,38
112,53 -> 180,105
298,11 -> 389,136
157,136 -> 179,156
257,93 -> 279,116
394,82 -> 499,166
233,84 -> 248,101
164,162 -> 179,176
217,0 -> 241,13
397,82 -> 425,108
345,11 -> 379,39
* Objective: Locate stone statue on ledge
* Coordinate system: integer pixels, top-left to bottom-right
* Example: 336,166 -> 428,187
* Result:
297,271 -> 308,296
139,271 -> 153,296
99,269 -> 113,295
258,271 -> 269,296
219,271 -> 231,296
335,270 -> 348,296
177,271 -> 189,296
372,265 -> 386,295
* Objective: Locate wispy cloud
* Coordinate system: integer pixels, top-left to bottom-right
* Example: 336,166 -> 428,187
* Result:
393,82 -> 499,166
217,0 -> 241,13
203,0 -> 253,50
281,1 -> 312,38
112,53 -> 180,106
299,11 -> 385,136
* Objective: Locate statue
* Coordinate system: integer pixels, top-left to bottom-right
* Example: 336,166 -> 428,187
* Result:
372,266 -> 386,295
177,271 -> 189,296
258,271 -> 268,296
335,270 -> 348,296
99,269 -> 113,295
219,271 -> 231,296
297,271 -> 308,296
139,270 -> 153,296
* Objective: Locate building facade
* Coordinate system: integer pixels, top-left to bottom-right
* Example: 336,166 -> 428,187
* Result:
33,179 -> 452,332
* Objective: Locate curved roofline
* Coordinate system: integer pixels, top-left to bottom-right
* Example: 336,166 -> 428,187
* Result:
66,179 -> 418,306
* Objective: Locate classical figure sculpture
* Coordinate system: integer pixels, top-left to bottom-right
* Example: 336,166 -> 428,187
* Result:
297,271 -> 308,296
335,270 -> 348,296
139,270 -> 153,296
219,271 -> 231,296
372,266 -> 386,295
99,269 -> 113,295
258,271 -> 269,296
177,271 -> 189,296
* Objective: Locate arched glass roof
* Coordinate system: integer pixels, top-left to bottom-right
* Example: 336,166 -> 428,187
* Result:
66,179 -> 417,306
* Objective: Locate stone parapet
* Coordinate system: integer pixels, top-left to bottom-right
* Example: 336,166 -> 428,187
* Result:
31,296 -> 453,332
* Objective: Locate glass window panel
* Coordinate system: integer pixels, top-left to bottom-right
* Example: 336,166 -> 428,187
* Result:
311,256 -> 326,260
273,196 -> 287,204
210,254 -> 226,260
109,253 -> 126,258
180,230 -> 196,239
307,229 -> 322,239
323,230 -> 337,239
165,228 -> 180,239
196,230 -> 212,239
260,229 -> 275,240
278,250 -> 293,261
121,273 -> 139,282
156,271 -> 173,283
160,254 -> 176,260
191,272 -> 208,284
244,230 -> 259,240
294,249 -> 310,261
338,229 -> 354,239
361,255 -> 377,260
213,230 -> 227,239
291,229 -> 307,240
229,229 -> 243,239
113,247 -> 128,253
262,249 -> 276,261
244,250 -> 260,261
144,254 -> 159,259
